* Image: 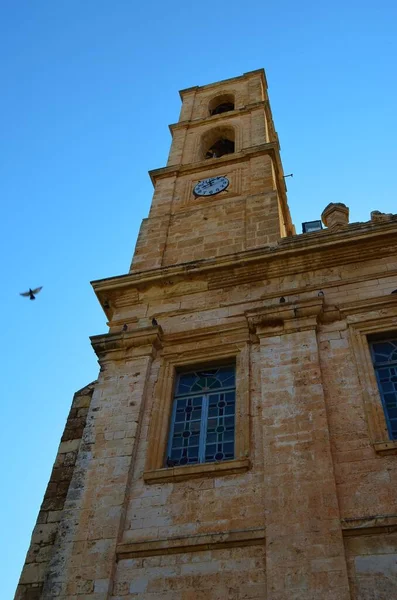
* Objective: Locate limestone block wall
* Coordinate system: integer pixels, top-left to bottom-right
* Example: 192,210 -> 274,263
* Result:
33,344 -> 159,599
111,223 -> 397,599
344,532 -> 397,600
15,383 -> 95,600
319,318 -> 397,519
112,546 -> 266,599
16,216 -> 397,599
131,154 -> 281,273
121,342 -> 264,545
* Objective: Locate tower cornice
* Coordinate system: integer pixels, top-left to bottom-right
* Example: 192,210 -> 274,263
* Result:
168,101 -> 274,134
149,142 -> 282,184
178,68 -> 267,99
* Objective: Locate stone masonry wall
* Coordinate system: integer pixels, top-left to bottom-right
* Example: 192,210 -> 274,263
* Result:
131,154 -> 280,273
112,546 -> 266,599
15,383 -> 95,600
16,224 -> 397,599
344,532 -> 397,600
110,230 -> 397,599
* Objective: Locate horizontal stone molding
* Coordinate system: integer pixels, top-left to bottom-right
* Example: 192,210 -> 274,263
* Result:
144,457 -> 250,484
246,297 -> 324,336
339,294 -> 397,319
168,100 -> 269,134
148,142 -> 279,182
342,514 -> 397,537
162,320 -> 251,351
179,68 -> 267,98
91,218 -> 397,320
90,326 -> 163,361
117,526 -> 265,559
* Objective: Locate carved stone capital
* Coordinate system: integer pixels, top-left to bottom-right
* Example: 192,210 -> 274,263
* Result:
90,326 -> 163,363
246,298 -> 324,337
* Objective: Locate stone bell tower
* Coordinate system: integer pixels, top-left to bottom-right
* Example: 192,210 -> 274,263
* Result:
16,69 -> 397,600
130,69 -> 294,274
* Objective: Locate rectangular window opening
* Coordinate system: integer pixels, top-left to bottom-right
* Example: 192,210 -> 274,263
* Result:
165,363 -> 236,467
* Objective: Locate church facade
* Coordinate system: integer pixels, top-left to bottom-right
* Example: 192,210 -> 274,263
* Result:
16,69 -> 397,600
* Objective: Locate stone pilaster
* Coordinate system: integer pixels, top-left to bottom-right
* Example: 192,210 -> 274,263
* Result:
247,299 -> 351,600
41,327 -> 162,599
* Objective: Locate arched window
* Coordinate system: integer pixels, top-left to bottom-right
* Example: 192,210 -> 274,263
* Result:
209,94 -> 235,116
200,126 -> 235,160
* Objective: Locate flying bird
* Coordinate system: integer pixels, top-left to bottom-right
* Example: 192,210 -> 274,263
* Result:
20,286 -> 43,300
151,317 -> 158,327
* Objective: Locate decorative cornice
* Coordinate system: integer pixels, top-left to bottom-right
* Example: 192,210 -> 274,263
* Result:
148,142 -> 280,185
90,326 -> 163,362
178,68 -> 267,99
169,101 -> 268,134
339,294 -> 397,318
246,298 -> 324,336
207,223 -> 397,290
91,217 -> 397,319
117,525 -> 265,559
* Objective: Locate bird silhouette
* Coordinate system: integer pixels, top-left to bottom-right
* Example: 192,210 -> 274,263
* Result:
279,296 -> 286,303
318,290 -> 324,297
122,324 -> 128,332
20,286 -> 43,300
151,317 -> 158,327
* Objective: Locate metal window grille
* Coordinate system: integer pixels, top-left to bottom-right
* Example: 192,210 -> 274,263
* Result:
166,365 -> 236,466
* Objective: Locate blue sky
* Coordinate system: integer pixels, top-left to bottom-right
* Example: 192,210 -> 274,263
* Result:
1,1 -> 397,596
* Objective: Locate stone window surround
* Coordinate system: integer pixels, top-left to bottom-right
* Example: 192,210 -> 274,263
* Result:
197,123 -> 237,163
144,324 -> 251,484
342,297 -> 397,455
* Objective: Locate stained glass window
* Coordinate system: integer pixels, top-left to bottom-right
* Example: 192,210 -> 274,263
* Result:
370,338 -> 397,440
166,365 -> 236,466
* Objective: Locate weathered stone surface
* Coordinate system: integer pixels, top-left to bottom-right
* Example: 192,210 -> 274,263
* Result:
16,69 -> 397,599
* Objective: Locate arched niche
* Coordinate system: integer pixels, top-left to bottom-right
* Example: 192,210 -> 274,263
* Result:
209,93 -> 235,116
200,126 -> 236,160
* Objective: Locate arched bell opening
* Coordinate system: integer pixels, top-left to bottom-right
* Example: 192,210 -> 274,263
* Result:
209,94 -> 235,116
200,126 -> 236,161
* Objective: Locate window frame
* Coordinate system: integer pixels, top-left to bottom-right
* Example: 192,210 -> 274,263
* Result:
347,310 -> 397,454
144,339 -> 251,483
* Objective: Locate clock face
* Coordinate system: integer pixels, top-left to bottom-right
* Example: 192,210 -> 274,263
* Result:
193,176 -> 229,197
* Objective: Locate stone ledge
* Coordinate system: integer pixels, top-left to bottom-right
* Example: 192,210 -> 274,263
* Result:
117,526 -> 265,559
342,514 -> 397,536
143,457 -> 250,484
91,217 -> 397,316
373,440 -> 397,455
169,101 -> 268,133
90,326 -> 163,362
